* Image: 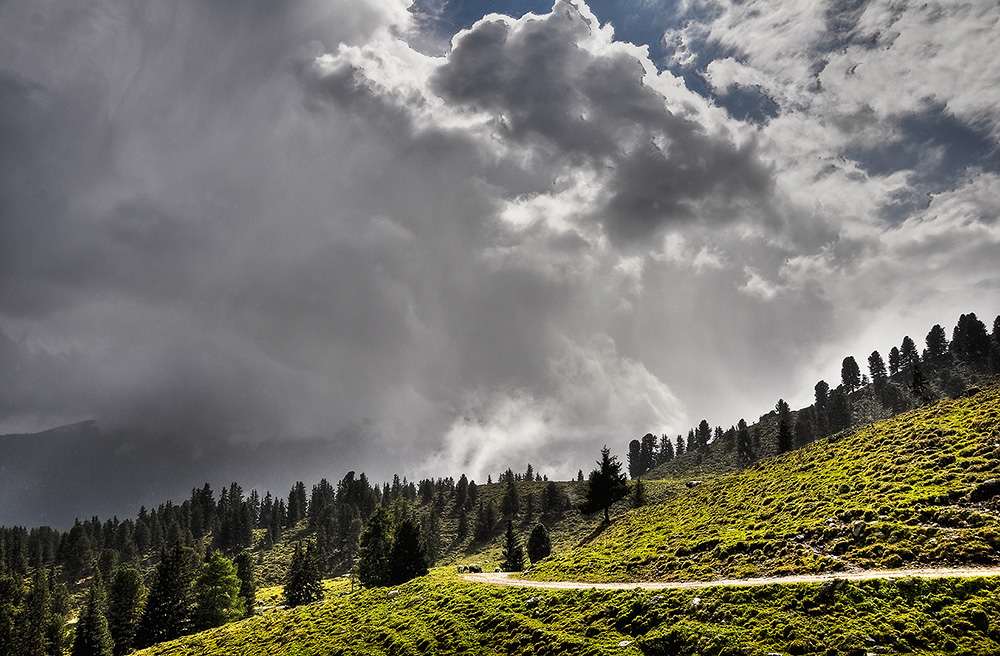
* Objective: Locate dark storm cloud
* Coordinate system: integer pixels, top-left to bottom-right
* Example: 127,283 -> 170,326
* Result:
430,0 -> 774,241
3,0 -> 998,528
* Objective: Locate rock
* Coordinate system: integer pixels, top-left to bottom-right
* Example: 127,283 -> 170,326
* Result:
691,597 -> 701,609
525,597 -> 539,608
686,480 -> 703,488
969,479 -> 1000,502
851,520 -> 866,538
647,595 -> 665,608
386,590 -> 399,600
618,640 -> 632,647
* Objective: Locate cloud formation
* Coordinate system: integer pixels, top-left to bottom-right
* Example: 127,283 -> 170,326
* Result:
1,0 -> 998,524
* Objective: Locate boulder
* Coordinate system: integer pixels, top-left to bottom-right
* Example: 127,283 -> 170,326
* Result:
969,479 -> 1000,502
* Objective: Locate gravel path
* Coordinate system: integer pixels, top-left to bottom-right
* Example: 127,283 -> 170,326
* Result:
462,566 -> 1000,590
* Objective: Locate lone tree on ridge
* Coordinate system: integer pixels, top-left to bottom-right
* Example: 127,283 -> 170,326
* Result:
581,446 -> 628,523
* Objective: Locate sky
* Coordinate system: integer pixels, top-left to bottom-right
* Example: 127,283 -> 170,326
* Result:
1,0 -> 999,526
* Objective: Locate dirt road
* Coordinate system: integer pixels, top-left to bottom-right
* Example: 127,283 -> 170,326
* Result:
462,566 -> 1000,590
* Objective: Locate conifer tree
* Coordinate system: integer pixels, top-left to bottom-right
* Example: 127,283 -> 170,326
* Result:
474,500 -> 498,539
627,439 -> 642,478
193,552 -> 244,630
868,350 -> 887,390
500,478 -> 519,518
287,482 -> 308,526
841,357 -> 861,393
888,347 -> 901,375
828,386 -> 852,433
900,336 -> 920,372
657,434 -> 673,464
526,524 -> 551,564
924,324 -> 949,366
794,407 -> 816,448
284,543 -> 323,606
951,313 -> 991,367
640,433 -> 657,473
0,573 -> 23,656
107,566 -> 145,656
25,566 -> 52,656
501,522 -> 525,572
581,446 -> 628,523
631,477 -> 646,508
541,482 -> 563,515
388,519 -> 428,585
776,399 -> 792,453
736,418 -> 753,461
356,507 -> 392,587
232,552 -> 255,618
136,543 -> 194,648
72,576 -> 113,656
455,474 -> 469,509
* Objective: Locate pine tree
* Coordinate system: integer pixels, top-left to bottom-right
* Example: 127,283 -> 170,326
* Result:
828,386 -> 852,433
794,407 -> 815,448
25,566 -> 52,656
640,433 -> 657,473
474,500 -> 498,539
776,399 -> 792,453
951,313 -> 991,368
388,519 -> 428,585
736,418 -> 753,461
284,543 -> 323,606
193,552 -> 244,630
696,421 -> 711,451
501,522 -> 525,573
0,573 -> 23,656
541,482 -> 563,515
631,477 -> 646,508
526,524 -> 551,564
657,434 -> 673,464
136,543 -> 195,648
107,566 -> 145,656
500,478 -> 519,518
900,336 -> 920,372
287,482 -> 308,526
455,474 -> 469,509
581,446 -> 628,523
885,347 -> 899,376
72,576 -> 113,656
910,362 -> 932,405
627,439 -> 642,478
924,324 -> 949,366
841,357 -> 861,393
868,350 -> 887,390
356,507 -> 392,587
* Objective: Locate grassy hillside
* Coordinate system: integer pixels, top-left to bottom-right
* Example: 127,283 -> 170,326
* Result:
134,571 -> 1000,656
126,381 -> 1000,656
529,381 -> 1000,583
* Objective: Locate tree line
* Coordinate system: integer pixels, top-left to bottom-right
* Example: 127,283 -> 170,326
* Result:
0,462 -> 577,654
626,311 -> 1000,477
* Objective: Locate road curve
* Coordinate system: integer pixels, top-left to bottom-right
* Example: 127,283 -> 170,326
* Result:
462,566 -> 1000,590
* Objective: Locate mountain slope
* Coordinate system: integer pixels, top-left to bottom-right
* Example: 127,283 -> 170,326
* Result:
529,381 -> 1000,583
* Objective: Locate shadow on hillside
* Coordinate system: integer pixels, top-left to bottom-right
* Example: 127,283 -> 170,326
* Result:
575,521 -> 612,548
